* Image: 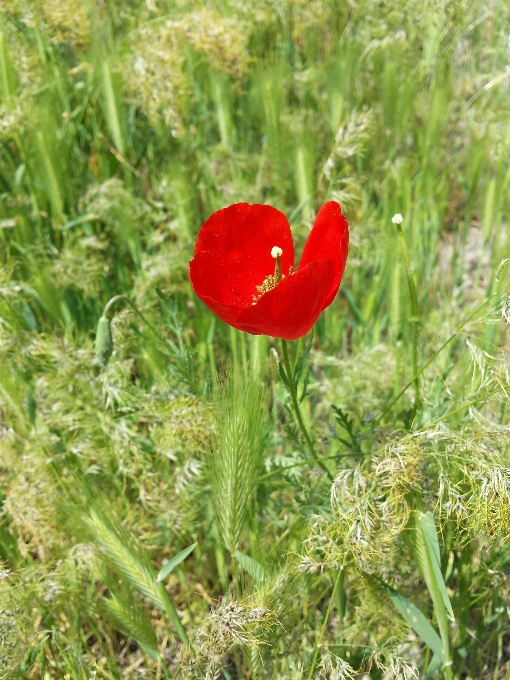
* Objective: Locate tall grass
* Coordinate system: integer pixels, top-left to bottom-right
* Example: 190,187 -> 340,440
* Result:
0,0 -> 510,678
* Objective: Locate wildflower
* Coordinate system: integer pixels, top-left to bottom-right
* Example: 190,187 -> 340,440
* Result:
189,202 -> 349,340
391,213 -> 403,224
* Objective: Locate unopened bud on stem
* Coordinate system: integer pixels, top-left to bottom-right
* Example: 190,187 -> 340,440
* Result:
95,316 -> 113,367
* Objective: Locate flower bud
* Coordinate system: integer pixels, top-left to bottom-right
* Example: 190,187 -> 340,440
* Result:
95,316 -> 113,367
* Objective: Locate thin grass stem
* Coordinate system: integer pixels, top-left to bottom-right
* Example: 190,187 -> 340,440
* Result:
307,569 -> 342,680
396,220 -> 420,408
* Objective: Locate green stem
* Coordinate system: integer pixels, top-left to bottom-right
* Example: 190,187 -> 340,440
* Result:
102,295 -> 166,343
422,385 -> 505,430
396,223 -> 420,408
281,339 -> 333,481
335,568 -> 346,621
307,570 -> 342,680
159,583 -> 189,647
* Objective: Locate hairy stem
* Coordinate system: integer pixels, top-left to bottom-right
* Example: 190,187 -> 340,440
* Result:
281,339 -> 332,480
396,223 -> 420,409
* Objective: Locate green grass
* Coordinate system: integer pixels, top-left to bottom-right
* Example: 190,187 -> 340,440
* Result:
1,0 -> 510,678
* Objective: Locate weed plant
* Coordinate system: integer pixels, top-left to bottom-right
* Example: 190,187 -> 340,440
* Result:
0,0 -> 510,678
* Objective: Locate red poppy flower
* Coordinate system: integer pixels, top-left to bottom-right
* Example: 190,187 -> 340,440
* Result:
189,201 -> 349,340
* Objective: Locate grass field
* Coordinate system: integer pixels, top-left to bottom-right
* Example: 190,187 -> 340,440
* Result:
1,1 -> 510,678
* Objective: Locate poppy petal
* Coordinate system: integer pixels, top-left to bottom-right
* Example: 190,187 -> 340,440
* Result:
235,260 -> 336,340
193,203 -> 294,307
189,251 -> 247,328
298,201 -> 349,310
189,250 -> 235,307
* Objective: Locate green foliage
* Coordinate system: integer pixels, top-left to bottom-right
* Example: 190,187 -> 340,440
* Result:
0,0 -> 510,678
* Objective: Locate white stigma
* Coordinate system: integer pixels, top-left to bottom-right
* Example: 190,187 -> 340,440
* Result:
271,246 -> 283,258
392,213 -> 403,225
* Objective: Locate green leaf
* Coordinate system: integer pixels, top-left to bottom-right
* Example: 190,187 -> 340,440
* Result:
233,550 -> 265,581
413,511 -> 453,669
139,642 -> 161,662
62,212 -> 99,230
157,543 -> 197,582
418,512 -> 454,619
424,653 -> 443,679
20,636 -> 48,671
293,334 -> 313,385
385,584 -> 445,662
298,370 -> 309,404
278,362 -> 290,388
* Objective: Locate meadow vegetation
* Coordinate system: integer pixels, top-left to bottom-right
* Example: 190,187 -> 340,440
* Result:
1,0 -> 510,678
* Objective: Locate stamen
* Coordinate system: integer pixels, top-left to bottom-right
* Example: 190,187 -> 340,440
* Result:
252,250 -> 290,304
271,246 -> 283,284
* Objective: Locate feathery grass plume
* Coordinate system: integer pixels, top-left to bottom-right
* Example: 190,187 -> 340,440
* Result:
301,448 -> 421,574
0,21 -> 38,142
369,648 -> 420,680
208,366 -> 270,554
0,609 -> 19,677
64,484 -> 189,645
0,573 -> 31,677
122,24 -> 187,134
99,580 -> 160,661
78,179 -> 149,268
2,0 -> 90,48
319,653 -> 358,680
122,9 -> 249,134
170,9 -> 250,84
321,108 -> 374,209
0,438 -> 59,560
49,235 -> 106,299
180,597 -> 276,680
36,0 -> 91,48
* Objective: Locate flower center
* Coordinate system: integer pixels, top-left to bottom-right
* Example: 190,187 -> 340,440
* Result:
252,247 -> 292,304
